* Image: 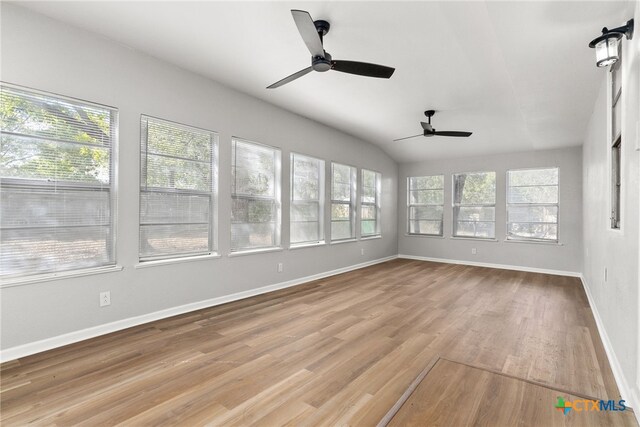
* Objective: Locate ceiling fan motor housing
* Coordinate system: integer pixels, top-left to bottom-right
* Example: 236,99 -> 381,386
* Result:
312,51 -> 332,72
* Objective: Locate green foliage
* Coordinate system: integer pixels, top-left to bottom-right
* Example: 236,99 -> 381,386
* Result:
1,88 -> 112,184
455,172 -> 495,205
331,203 -> 350,220
145,120 -> 211,161
232,142 -> 275,197
409,175 -> 443,190
292,156 -> 319,201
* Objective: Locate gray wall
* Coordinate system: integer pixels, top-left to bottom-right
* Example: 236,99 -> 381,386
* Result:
582,0 -> 639,406
0,5 -> 398,351
397,147 -> 583,273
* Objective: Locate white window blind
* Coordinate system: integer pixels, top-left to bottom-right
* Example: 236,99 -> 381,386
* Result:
361,169 -> 381,237
139,116 -> 218,261
290,153 -> 324,246
408,175 -> 444,236
507,168 -> 559,242
0,84 -> 117,278
231,138 -> 281,252
331,162 -> 356,241
453,171 -> 496,239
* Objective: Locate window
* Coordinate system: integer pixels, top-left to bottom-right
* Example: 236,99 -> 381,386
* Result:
331,162 -> 356,241
408,175 -> 444,236
453,171 -> 496,239
231,138 -> 281,252
290,153 -> 324,246
610,50 -> 622,229
507,168 -> 559,242
361,169 -> 381,237
139,116 -> 218,261
0,84 -> 116,278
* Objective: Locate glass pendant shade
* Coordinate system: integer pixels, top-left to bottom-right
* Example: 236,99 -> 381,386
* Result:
594,35 -> 621,67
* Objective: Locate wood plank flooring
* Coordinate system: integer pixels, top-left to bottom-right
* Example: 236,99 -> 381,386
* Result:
387,359 -> 637,426
0,259 -> 632,426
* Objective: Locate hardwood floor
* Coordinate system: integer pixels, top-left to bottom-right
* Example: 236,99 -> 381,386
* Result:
0,259 -> 633,426
387,359 -> 637,427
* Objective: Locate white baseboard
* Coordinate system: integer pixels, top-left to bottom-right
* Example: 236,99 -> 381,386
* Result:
0,255 -> 398,363
397,254 -> 581,277
580,274 -> 639,415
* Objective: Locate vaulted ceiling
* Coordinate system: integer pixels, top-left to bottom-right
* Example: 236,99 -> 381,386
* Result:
17,1 -> 632,162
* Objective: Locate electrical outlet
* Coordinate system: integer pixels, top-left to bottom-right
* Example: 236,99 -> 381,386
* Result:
361,248 -> 365,256
471,248 -> 477,255
99,291 -> 111,307
277,262 -> 283,273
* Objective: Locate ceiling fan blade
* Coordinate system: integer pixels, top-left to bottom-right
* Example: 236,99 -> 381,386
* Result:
266,66 -> 314,89
393,134 -> 423,142
331,60 -> 395,78
433,131 -> 473,137
420,122 -> 433,131
291,10 -> 325,58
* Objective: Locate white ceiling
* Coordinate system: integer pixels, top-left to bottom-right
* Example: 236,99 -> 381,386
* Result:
16,1 -> 632,162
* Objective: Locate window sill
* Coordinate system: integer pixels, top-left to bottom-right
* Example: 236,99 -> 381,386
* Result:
0,265 -> 124,288
330,238 -> 357,245
405,234 -> 445,239
289,241 -> 326,250
361,235 -> 382,240
450,236 -> 498,242
135,253 -> 221,269
504,239 -> 563,246
228,247 -> 283,257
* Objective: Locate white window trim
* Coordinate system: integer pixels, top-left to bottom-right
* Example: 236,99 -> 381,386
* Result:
361,169 -> 382,238
138,115 -> 219,263
135,253 -> 221,269
1,265 -> 123,288
289,152 -> 325,248
451,236 -> 498,242
505,167 -> 560,244
289,241 -> 327,250
452,171 -> 496,239
228,247 -> 284,257
230,137 -> 282,253
329,238 -> 357,245
361,235 -> 382,241
407,175 -> 444,237
330,162 -> 358,242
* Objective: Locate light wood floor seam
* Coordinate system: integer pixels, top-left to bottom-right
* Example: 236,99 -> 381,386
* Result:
376,355 -> 442,427
388,358 -> 637,427
440,356 -> 611,404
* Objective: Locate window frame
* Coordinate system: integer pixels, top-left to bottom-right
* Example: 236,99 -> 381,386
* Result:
0,83 -> 119,281
361,169 -> 382,238
506,167 -> 560,243
330,162 -> 357,243
230,137 -> 282,253
407,174 -> 445,237
289,152 -> 325,247
138,115 -> 219,262
452,171 -> 496,240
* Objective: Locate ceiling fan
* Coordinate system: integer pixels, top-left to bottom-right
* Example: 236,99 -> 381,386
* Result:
394,110 -> 473,141
267,10 -> 395,89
